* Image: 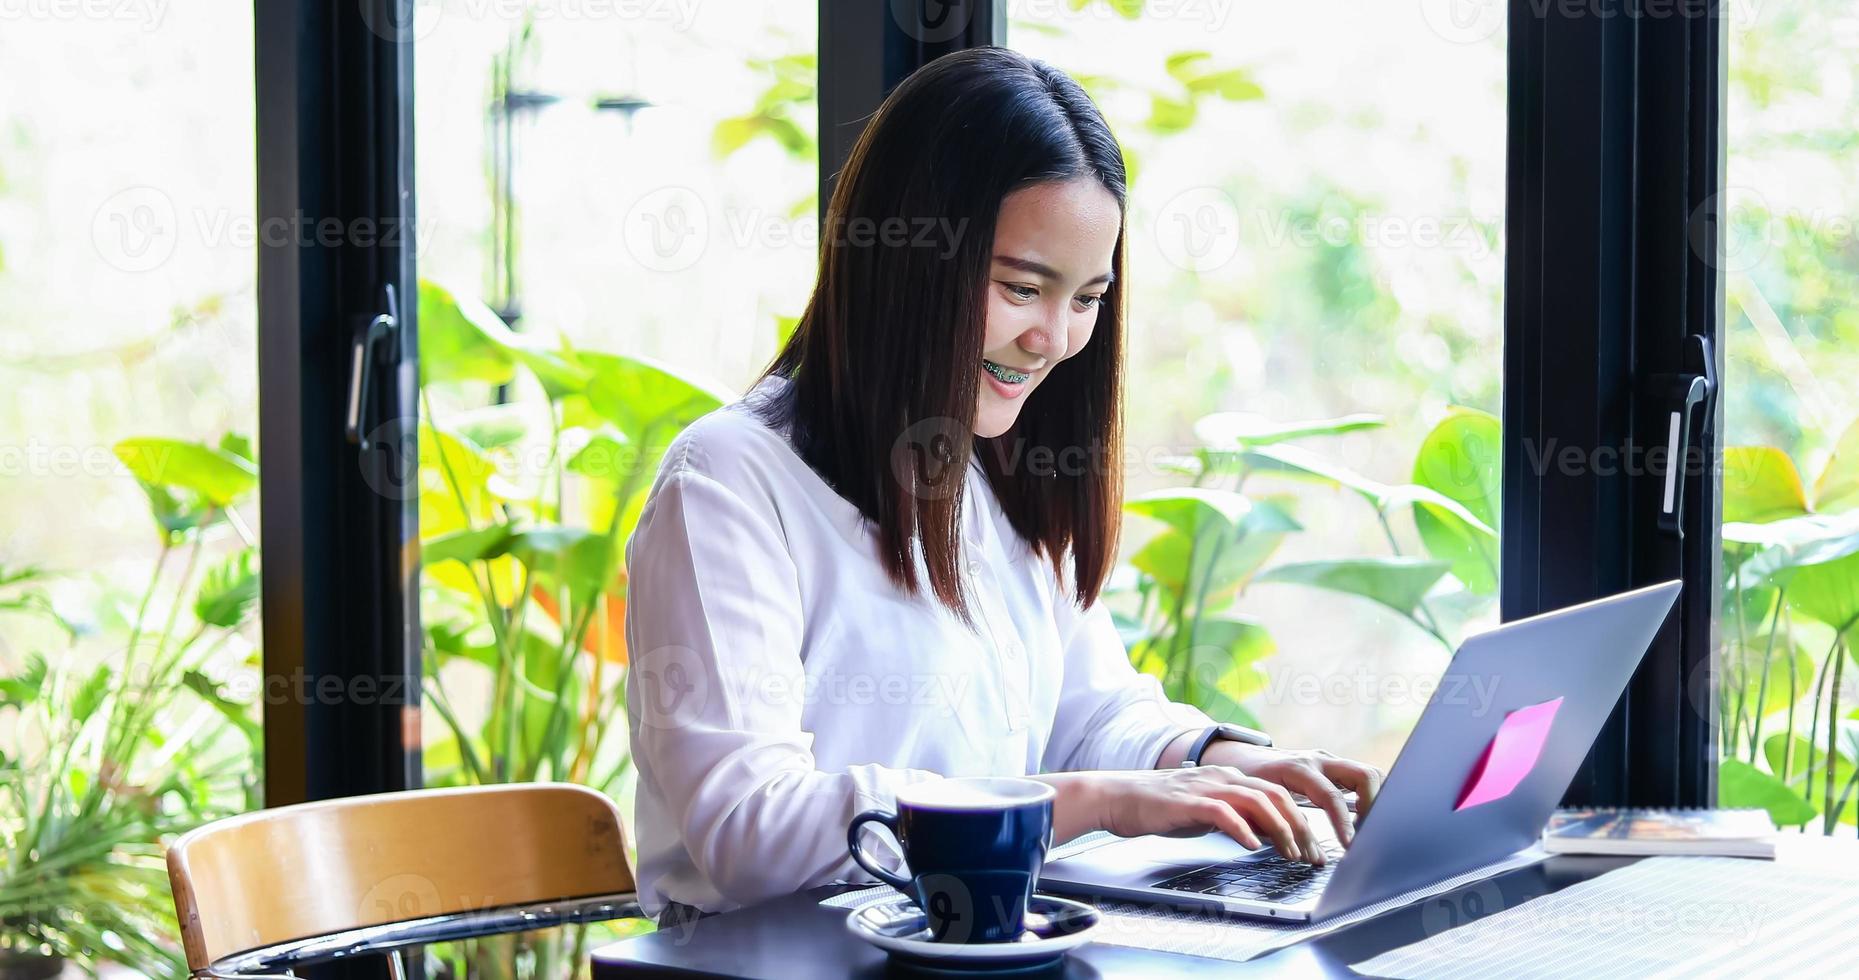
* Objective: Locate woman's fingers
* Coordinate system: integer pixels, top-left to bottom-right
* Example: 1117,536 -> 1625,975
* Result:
1250,777 -> 1326,864
1322,758 -> 1385,823
1203,790 -> 1298,861
1189,798 -> 1262,852
1275,764 -> 1356,848
1198,770 -> 1310,863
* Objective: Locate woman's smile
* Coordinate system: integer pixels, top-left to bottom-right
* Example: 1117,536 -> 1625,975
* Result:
982,357 -> 1035,399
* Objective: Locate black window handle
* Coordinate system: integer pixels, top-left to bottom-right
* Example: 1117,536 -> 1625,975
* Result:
1652,335 -> 1716,537
345,283 -> 401,452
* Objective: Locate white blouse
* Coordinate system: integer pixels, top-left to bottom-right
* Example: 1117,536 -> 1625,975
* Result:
623,375 -> 1214,914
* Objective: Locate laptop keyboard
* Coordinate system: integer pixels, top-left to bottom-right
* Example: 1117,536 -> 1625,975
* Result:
1154,842 -> 1346,903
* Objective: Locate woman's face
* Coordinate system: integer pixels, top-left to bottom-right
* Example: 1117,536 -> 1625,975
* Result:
975,177 -> 1122,439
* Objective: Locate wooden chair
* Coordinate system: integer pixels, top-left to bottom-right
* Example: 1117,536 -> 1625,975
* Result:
166,783 -> 640,979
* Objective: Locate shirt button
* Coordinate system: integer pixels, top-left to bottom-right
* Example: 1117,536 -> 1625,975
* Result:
1006,641 -> 1022,658
966,561 -> 981,577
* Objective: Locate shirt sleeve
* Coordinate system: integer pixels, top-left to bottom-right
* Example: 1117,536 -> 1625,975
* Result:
625,465 -> 944,909
1040,588 -> 1216,773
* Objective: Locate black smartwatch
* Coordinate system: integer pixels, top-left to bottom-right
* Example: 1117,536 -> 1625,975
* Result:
1179,722 -> 1274,768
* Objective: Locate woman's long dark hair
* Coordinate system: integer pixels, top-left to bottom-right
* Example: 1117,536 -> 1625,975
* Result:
760,46 -> 1127,621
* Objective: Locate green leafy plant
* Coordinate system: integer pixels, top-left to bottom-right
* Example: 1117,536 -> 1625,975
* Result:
416,280 -> 726,974
1716,420 -> 1859,831
1110,407 -> 1501,725
0,436 -> 262,977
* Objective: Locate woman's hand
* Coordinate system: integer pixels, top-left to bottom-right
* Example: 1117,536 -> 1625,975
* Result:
1198,743 -> 1384,847
1035,767 -> 1327,864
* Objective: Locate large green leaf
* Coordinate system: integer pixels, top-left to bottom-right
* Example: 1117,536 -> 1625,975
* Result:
506,526 -> 615,607
1186,614 -> 1274,702
423,524 -> 615,610
1134,614 -> 1273,728
1193,411 -> 1383,448
1786,549 -> 1859,637
447,403 -> 533,450
1763,729 -> 1858,824
419,279 -> 518,387
418,420 -> 535,539
1725,512 -> 1859,588
1129,529 -> 1199,596
1236,444 -> 1498,591
1239,444 -> 1474,520
1411,409 -> 1502,594
1718,758 -> 1816,827
1125,486 -> 1255,538
1255,557 -> 1452,620
1128,495 -> 1299,598
114,437 -> 258,507
422,525 -> 514,567
1722,446 -> 1812,524
1763,731 -> 1848,782
1411,409 -> 1500,523
1225,441 -> 1380,492
513,343 -> 595,402
566,427 -> 634,484
420,279 -> 600,401
424,619 -> 499,672
580,351 -> 730,460
1813,418 -> 1859,513
1413,497 -> 1500,596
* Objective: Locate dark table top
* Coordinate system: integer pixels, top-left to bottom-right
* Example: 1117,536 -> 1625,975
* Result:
590,853 -> 1645,978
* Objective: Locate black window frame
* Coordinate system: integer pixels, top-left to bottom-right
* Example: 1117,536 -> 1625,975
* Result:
256,0 -> 421,807
1503,0 -> 1724,807
253,0 -> 1727,821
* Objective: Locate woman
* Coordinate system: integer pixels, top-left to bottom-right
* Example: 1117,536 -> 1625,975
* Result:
624,46 -> 1382,922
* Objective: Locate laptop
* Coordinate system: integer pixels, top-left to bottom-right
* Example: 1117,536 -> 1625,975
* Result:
1040,581 -> 1682,922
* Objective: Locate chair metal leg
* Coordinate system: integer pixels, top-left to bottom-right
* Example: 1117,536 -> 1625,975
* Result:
387,950 -> 408,980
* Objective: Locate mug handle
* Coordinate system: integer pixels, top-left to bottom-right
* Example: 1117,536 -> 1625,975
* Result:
847,809 -> 913,893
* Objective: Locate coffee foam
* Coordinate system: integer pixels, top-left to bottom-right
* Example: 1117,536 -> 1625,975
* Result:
896,776 -> 1054,810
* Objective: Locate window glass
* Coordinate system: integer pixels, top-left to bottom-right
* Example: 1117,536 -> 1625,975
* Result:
411,1 -> 818,956
1012,2 -> 1507,768
1716,2 -> 1859,835
0,6 -> 261,974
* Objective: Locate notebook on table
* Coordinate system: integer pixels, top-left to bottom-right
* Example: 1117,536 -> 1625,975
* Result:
1542,807 -> 1777,858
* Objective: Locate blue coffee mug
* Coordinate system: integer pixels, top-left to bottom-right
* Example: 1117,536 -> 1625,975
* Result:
847,776 -> 1056,944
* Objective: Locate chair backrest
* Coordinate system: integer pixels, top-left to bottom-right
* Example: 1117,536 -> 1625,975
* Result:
166,783 -> 635,973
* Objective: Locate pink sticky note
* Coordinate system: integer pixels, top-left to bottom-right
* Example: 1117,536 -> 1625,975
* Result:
1454,696 -> 1564,811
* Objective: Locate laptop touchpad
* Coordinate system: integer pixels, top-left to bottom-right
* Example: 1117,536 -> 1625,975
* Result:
1047,831 -> 1261,887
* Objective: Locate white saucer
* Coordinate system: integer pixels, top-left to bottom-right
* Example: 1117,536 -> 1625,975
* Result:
845,893 -> 1101,969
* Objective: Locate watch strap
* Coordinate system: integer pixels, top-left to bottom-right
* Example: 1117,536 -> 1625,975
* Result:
1179,722 -> 1276,768
1180,725 -> 1223,768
